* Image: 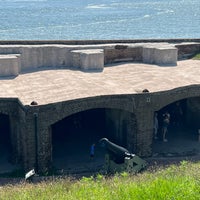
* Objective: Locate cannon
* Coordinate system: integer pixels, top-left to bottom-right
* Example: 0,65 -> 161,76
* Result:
99,138 -> 147,173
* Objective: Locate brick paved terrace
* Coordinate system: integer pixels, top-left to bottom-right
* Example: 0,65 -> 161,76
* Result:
0,59 -> 199,106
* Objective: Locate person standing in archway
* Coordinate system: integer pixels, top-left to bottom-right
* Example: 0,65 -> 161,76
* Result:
154,112 -> 159,139
173,101 -> 183,129
162,112 -> 170,142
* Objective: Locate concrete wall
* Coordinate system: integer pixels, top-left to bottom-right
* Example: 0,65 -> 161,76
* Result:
0,42 -> 199,75
0,44 -> 114,72
0,45 -> 72,71
0,39 -> 200,45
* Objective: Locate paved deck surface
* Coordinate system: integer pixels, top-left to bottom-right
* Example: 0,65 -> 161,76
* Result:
0,59 -> 199,105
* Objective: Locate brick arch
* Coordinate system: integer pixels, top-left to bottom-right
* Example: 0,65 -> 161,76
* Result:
43,95 -> 135,127
37,95 -> 137,172
154,85 -> 200,111
47,99 -> 138,172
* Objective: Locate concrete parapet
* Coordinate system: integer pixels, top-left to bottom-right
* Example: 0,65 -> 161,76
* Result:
71,49 -> 104,71
0,42 -> 197,75
0,54 -> 21,77
143,45 -> 177,66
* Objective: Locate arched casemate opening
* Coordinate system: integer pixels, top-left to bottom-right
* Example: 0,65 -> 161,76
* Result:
0,113 -> 15,173
153,97 -> 200,156
50,108 -> 136,174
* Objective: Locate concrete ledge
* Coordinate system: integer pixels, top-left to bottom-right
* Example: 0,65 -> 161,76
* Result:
143,45 -> 177,66
71,49 -> 104,71
0,54 -> 21,77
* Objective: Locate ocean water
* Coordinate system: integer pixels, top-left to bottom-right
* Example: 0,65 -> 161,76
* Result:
0,0 -> 199,40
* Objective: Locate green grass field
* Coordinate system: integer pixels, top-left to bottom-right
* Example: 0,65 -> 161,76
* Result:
0,161 -> 200,200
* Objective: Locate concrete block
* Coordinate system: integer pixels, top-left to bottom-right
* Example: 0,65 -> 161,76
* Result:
71,51 -> 81,68
143,45 -> 177,66
154,47 -> 177,65
71,49 -> 104,71
0,54 -> 21,77
142,46 -> 156,64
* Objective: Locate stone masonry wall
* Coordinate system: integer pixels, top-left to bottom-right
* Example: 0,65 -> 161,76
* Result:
35,96 -> 135,172
1,84 -> 200,173
104,45 -> 143,64
105,109 -> 137,148
22,85 -> 200,172
175,43 -> 200,59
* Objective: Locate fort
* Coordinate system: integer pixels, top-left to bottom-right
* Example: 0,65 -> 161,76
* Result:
0,39 -> 200,174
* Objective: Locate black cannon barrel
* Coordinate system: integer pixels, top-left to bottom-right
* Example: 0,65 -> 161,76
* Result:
99,138 -> 130,164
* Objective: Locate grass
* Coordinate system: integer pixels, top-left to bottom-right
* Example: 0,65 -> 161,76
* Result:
192,52 -> 200,60
0,161 -> 200,200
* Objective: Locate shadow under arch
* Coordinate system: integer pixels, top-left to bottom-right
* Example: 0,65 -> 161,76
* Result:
50,107 -> 137,174
0,113 -> 14,173
152,96 -> 200,157
0,98 -> 25,174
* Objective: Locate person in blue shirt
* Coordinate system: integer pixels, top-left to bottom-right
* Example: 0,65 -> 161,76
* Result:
90,143 -> 95,158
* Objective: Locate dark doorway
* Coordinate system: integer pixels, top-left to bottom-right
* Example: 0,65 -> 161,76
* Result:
51,108 -> 108,174
51,108 -> 130,174
153,98 -> 200,156
0,113 -> 13,173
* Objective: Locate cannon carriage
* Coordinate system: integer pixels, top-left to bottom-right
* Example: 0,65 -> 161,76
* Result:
99,138 -> 147,173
